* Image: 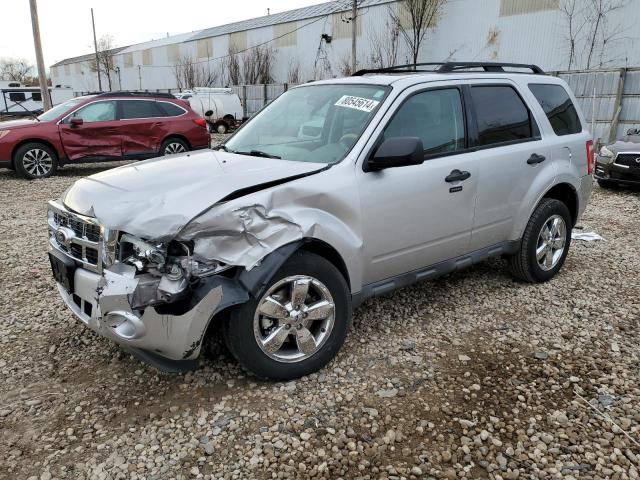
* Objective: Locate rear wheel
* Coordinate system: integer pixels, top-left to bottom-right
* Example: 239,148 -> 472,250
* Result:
14,142 -> 58,180
223,251 -> 351,380
160,137 -> 189,156
508,198 -> 572,283
214,122 -> 228,134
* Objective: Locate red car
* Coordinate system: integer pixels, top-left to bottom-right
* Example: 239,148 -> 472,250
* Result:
0,91 -> 210,180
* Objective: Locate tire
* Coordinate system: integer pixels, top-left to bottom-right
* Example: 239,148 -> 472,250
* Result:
14,142 -> 58,180
508,198 -> 572,283
223,251 -> 352,380
160,137 -> 189,156
597,179 -> 617,189
214,122 -> 227,134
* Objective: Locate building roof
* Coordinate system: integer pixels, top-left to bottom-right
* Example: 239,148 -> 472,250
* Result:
50,0 -> 395,67
51,46 -> 128,67
189,0 -> 394,41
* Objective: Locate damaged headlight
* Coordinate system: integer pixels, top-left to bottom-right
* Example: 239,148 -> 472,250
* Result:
118,233 -> 231,306
598,146 -> 615,164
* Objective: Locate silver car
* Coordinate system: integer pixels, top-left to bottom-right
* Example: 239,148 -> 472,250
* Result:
47,62 -> 593,380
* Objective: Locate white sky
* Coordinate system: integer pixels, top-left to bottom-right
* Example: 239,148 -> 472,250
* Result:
1,0 -> 325,67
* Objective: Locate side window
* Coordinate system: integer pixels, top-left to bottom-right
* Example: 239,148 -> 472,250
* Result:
32,92 -> 42,102
157,101 -> 186,117
9,92 -> 26,102
70,101 -> 116,122
471,85 -> 536,146
529,84 -> 582,136
384,88 -> 466,155
119,100 -> 162,119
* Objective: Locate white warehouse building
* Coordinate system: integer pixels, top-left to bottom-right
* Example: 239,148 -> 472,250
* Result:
50,0 -> 640,93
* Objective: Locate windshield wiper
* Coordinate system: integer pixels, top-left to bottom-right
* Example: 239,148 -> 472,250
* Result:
212,144 -> 230,152
235,150 -> 281,159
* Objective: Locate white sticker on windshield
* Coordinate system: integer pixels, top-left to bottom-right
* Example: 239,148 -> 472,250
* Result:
334,95 -> 380,112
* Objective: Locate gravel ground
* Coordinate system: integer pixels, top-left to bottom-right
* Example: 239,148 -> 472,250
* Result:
0,157 -> 639,480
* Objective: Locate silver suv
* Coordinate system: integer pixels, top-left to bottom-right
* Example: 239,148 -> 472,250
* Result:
47,62 -> 593,380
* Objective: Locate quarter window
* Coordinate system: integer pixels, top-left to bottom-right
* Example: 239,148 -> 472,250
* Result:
70,101 -> 116,122
157,102 -> 185,117
471,85 -> 536,146
384,88 -> 466,155
529,84 -> 582,135
119,100 -> 162,119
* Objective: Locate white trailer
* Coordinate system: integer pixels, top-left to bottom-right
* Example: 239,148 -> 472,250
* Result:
0,85 -> 74,117
174,88 -> 243,134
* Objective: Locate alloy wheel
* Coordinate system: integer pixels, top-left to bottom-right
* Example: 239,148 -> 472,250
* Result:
536,214 -> 567,271
22,148 -> 53,177
164,142 -> 187,154
253,275 -> 335,363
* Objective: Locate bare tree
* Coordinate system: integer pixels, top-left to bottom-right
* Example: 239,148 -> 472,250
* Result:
173,55 -> 219,90
89,35 -> 117,91
389,0 -> 447,66
560,0 -> 588,70
287,57 -> 301,84
584,0 -> 627,69
224,45 -> 242,85
368,15 -> 400,69
242,45 -> 276,84
0,58 -> 33,83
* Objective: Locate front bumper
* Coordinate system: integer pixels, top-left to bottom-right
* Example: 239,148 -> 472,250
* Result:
595,158 -> 640,185
54,262 -> 224,366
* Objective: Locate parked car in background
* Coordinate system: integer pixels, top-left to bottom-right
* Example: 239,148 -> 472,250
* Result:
175,88 -> 243,134
0,91 -> 210,180
595,128 -> 640,188
47,62 -> 592,380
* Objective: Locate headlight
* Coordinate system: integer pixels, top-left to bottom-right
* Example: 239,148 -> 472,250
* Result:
0,130 -> 10,140
597,146 -> 615,164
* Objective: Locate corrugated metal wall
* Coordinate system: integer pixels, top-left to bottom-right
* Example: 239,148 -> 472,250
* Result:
556,68 -> 640,143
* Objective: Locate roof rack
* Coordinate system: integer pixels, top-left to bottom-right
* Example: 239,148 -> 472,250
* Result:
352,62 -> 546,76
90,91 -> 176,99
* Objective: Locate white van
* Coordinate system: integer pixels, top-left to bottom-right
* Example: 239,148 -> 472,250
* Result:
175,88 -> 243,134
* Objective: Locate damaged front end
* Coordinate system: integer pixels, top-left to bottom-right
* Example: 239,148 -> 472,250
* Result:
47,199 -> 298,372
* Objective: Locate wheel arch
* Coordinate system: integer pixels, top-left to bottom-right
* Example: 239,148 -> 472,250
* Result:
161,134 -> 191,151
11,138 -> 60,168
541,182 -> 579,226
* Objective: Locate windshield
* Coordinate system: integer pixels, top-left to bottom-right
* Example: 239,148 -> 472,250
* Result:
37,97 -> 91,122
224,84 -> 389,164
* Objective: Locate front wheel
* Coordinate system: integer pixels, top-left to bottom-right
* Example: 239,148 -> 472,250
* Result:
14,142 -> 58,180
223,251 -> 352,380
214,122 -> 228,134
508,198 -> 572,283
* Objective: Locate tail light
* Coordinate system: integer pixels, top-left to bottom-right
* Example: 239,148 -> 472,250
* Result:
586,140 -> 594,175
193,118 -> 207,128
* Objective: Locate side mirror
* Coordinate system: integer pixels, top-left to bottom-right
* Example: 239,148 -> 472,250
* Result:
70,117 -> 83,127
365,137 -> 424,172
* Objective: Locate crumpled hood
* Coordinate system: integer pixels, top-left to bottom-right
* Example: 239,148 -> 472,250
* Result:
0,118 -> 40,130
63,149 -> 326,240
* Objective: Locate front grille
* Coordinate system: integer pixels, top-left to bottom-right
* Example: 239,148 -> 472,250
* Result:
49,201 -> 104,273
615,153 -> 640,168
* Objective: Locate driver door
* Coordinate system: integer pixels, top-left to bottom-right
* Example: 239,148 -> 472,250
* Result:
357,86 -> 478,284
59,100 -> 121,161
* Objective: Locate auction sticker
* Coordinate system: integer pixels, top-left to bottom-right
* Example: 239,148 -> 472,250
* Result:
335,95 -> 380,112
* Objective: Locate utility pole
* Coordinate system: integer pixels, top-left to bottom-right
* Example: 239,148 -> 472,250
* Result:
351,0 -> 357,73
29,0 -> 52,110
91,8 -> 103,91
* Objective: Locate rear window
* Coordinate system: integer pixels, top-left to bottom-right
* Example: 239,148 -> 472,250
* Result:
157,101 -> 186,117
470,85 -> 536,146
529,84 -> 582,136
9,92 -> 26,102
32,92 -> 42,102
119,100 -> 162,119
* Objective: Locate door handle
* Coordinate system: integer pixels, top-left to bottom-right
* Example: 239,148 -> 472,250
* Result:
527,153 -> 546,165
445,169 -> 471,183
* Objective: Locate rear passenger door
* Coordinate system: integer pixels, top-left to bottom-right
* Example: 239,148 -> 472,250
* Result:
465,82 -> 554,250
117,100 -> 166,158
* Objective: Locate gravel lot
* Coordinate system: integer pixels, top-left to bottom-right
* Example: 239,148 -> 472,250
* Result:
0,156 -> 639,480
